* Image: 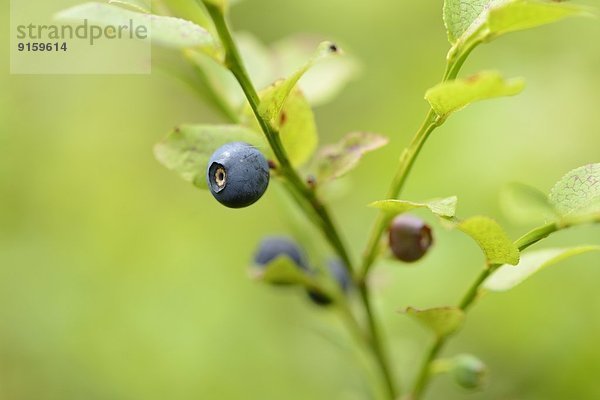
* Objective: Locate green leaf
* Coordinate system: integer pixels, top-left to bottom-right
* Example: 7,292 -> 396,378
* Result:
237,33 -> 276,93
314,132 -> 388,183
270,35 -> 360,106
56,2 -> 216,50
185,33 -> 274,110
443,0 -> 588,48
108,0 -> 150,13
370,196 -> 458,219
258,42 -> 341,122
484,246 -> 600,291
182,33 -> 357,111
162,0 -> 213,29
443,0 -> 491,44
276,89 -> 318,167
184,48 -> 242,107
153,124 -> 266,189
500,182 -> 558,225
425,71 -> 525,118
250,256 -> 316,286
178,49 -> 241,118
457,216 -> 520,265
245,88 -> 318,168
404,307 -> 465,337
487,0 -> 590,40
549,163 -> 600,218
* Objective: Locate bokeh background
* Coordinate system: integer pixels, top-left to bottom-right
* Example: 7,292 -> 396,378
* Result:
1,1 -> 599,399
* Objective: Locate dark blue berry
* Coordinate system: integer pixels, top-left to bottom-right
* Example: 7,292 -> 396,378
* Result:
253,236 -> 309,271
207,142 -> 269,208
328,258 -> 351,292
388,215 -> 433,262
307,258 -> 352,306
307,290 -> 332,306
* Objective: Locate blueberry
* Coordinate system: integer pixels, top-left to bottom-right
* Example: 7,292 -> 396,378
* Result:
327,258 -> 352,292
452,354 -> 487,390
388,215 -> 433,262
307,289 -> 331,306
253,236 -> 309,272
307,258 -> 352,306
207,142 -> 270,208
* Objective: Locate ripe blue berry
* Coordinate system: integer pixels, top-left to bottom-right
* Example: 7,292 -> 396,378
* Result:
307,259 -> 351,306
207,142 -> 270,208
388,215 -> 433,262
253,236 -> 309,272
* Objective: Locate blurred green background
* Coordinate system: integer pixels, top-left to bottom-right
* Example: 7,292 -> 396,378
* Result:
1,1 -> 599,399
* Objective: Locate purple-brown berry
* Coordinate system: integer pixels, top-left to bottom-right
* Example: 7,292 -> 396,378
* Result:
388,215 -> 433,262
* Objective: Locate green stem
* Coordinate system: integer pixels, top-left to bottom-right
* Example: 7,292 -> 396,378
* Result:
458,268 -> 493,311
354,45 -> 484,397
203,2 -> 353,272
410,338 -> 446,400
337,301 -> 395,400
359,109 -> 439,279
443,39 -> 482,81
352,27 -> 483,400
514,222 -> 558,251
359,39 -> 483,282
201,3 -> 398,398
409,222 -> 566,400
359,282 -> 398,399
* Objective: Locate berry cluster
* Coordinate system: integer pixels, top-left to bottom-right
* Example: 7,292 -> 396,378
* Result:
207,142 -> 435,268
207,143 -> 435,283
253,236 -> 351,306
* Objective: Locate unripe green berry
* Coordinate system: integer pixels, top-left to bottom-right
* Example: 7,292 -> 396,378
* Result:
452,354 -> 487,390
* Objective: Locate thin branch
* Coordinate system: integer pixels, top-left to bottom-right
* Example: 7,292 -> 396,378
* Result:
409,222 -> 564,399
200,2 -> 399,398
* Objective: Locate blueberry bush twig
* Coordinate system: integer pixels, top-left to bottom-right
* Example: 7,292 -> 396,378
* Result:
201,2 -> 398,397
409,220 -> 579,399
55,1 -> 599,399
200,2 -> 353,272
358,47 -> 479,282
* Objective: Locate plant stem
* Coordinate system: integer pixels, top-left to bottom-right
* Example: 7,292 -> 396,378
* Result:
359,109 -> 439,279
514,222 -> 558,251
358,40 -> 483,282
202,3 -> 398,398
408,222 -> 566,400
353,44 -> 482,398
337,301 -> 396,400
203,2 -> 353,272
410,337 -> 446,400
359,281 -> 398,399
458,268 -> 493,311
443,39 -> 482,81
